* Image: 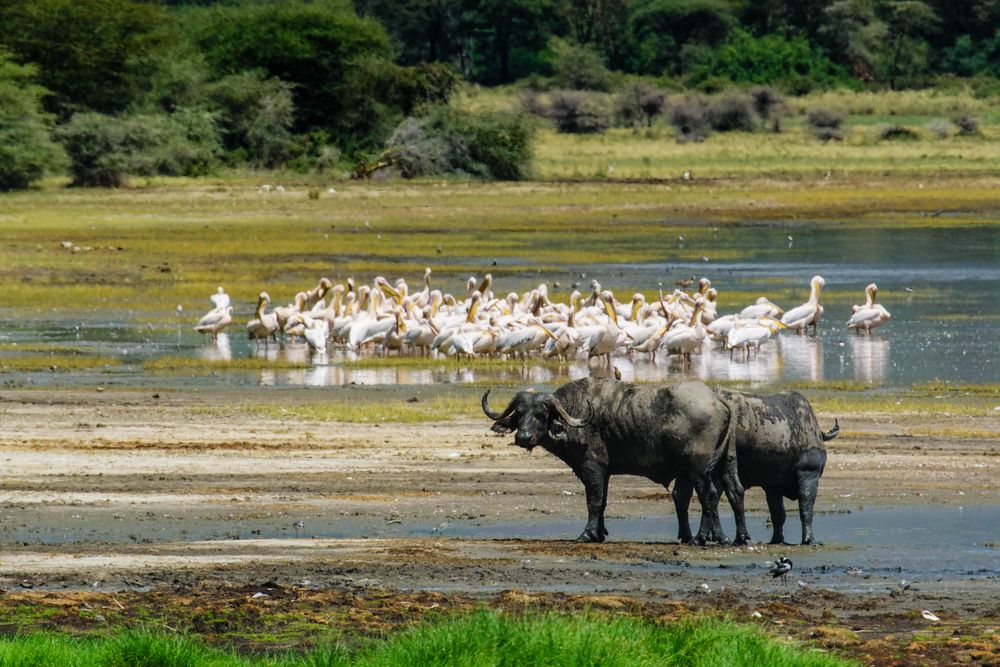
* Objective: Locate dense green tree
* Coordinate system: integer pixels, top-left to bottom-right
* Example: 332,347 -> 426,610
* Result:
940,31 -> 1000,77
0,51 -> 65,190
0,0 -> 167,115
692,29 -> 850,90
628,0 -> 736,75
183,0 -> 391,132
565,0 -> 631,69
820,0 -> 887,81
460,0 -> 562,83
355,0 -> 464,65
881,1 -> 940,88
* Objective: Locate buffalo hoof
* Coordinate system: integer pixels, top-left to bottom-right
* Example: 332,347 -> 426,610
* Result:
733,535 -> 752,546
769,537 -> 790,545
576,529 -> 605,544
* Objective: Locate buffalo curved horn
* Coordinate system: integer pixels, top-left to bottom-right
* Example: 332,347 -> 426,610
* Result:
481,389 -> 516,421
545,394 -> 589,428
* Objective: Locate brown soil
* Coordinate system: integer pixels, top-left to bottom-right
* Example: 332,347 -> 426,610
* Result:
0,388 -> 997,666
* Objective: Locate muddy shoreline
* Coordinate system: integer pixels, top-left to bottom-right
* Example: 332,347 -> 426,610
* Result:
0,388 -> 997,664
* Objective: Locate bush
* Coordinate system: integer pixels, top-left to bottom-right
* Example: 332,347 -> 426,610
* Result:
926,119 -> 952,139
954,113 -> 979,136
807,108 -> 844,129
548,38 -> 614,91
0,51 -> 65,190
616,81 -> 666,127
385,109 -> 534,180
670,96 -> 710,142
547,90 -> 611,134
875,125 -> 919,141
518,89 -> 550,117
707,93 -> 757,132
813,127 -> 844,142
58,110 -> 221,186
806,107 -> 844,142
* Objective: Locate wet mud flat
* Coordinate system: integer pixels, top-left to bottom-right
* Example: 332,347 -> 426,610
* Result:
0,388 -> 997,664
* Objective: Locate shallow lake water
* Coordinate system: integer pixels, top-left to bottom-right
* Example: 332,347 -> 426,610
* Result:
3,221 -> 997,387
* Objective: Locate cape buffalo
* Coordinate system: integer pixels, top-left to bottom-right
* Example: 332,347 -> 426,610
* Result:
678,388 -> 839,545
482,377 -> 741,545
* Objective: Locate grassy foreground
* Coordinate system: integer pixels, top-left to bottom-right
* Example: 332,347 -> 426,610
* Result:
0,611 -> 852,667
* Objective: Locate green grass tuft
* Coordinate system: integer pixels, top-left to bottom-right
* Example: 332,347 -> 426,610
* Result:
0,613 -> 855,666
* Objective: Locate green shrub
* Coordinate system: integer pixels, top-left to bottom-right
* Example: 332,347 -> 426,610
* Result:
57,110 -> 221,186
548,90 -> 611,134
708,93 -> 757,132
0,51 -> 65,190
670,95 -> 711,142
548,38 -> 614,91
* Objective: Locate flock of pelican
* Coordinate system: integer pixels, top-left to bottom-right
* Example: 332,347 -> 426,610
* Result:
194,270 -> 891,363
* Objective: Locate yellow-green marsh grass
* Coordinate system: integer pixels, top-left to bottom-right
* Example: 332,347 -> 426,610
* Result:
248,393 -> 478,423
808,394 -> 997,417
2,170 -> 998,320
144,356 -> 311,372
0,354 -> 124,372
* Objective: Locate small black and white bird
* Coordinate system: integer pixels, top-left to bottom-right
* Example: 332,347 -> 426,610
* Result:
770,557 -> 793,585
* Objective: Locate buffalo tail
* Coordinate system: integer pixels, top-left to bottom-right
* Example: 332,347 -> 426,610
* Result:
705,398 -> 737,475
821,418 -> 840,441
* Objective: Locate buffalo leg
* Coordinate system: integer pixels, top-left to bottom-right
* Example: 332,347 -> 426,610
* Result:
672,479 -> 694,543
575,461 -> 608,543
692,476 -> 729,545
764,488 -> 788,544
598,470 -> 610,538
716,462 -> 750,545
798,473 -> 822,545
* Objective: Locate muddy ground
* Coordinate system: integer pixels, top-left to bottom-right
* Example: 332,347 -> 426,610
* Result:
0,388 -> 997,665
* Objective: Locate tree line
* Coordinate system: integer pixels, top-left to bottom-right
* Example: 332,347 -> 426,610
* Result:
1,0 -> 998,189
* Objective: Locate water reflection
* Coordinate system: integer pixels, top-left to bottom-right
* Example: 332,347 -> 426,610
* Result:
778,335 -> 824,382
195,333 -> 232,362
847,335 -> 890,383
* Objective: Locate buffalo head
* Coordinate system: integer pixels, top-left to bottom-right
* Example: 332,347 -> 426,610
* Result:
482,389 -> 590,450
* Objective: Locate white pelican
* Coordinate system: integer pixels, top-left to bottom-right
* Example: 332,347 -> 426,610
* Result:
304,278 -> 332,309
781,276 -> 825,335
582,292 -> 622,364
727,317 -> 785,361
412,268 -> 433,308
210,287 -> 230,310
275,292 -> 307,333
246,292 -> 278,344
195,305 -> 233,340
847,283 -> 891,334
660,301 -> 706,368
288,313 -> 329,353
740,297 -> 783,319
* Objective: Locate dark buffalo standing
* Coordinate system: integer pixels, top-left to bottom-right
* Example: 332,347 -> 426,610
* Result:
685,388 -> 839,545
482,377 -> 742,545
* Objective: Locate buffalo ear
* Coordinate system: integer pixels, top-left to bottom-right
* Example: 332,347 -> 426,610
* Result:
490,422 -> 514,435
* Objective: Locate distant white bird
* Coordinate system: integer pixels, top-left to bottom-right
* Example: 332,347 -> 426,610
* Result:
769,557 -> 792,585
210,287 -> 231,310
921,610 -> 940,622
